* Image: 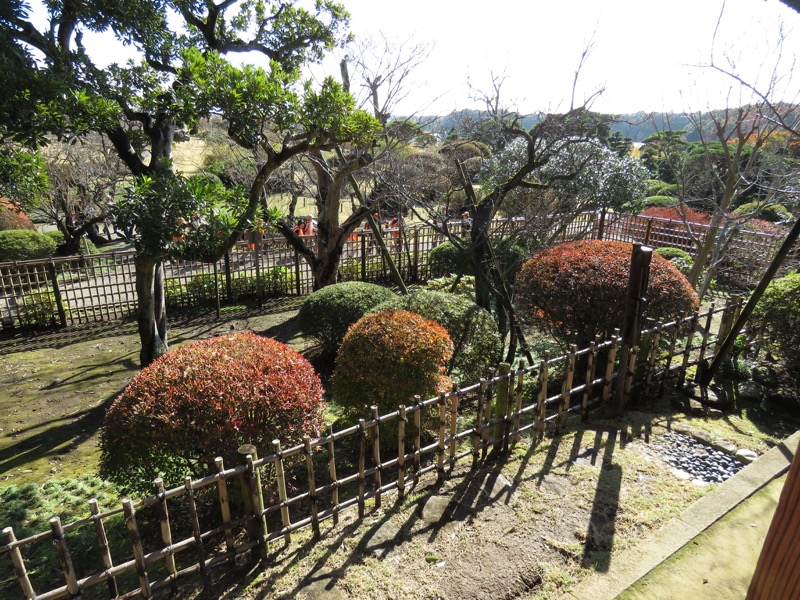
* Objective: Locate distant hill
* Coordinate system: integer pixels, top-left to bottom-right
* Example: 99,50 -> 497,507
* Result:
402,107 -> 799,143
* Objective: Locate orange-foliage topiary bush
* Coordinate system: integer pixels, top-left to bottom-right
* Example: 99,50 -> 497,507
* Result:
100,332 -> 325,494
0,198 -> 36,231
333,310 -> 453,420
516,240 -> 699,349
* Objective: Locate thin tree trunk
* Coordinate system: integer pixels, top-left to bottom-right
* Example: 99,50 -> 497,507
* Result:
135,255 -> 168,367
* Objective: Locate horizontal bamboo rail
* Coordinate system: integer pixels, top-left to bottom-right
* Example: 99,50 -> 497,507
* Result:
0,298 -> 742,599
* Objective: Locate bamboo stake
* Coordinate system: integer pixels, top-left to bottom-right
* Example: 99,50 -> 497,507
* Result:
696,304 -> 715,368
559,347 -> 577,431
214,457 -> 236,558
153,479 -> 178,593
370,406 -> 382,509
512,361 -> 526,447
326,423 -> 339,526
89,499 -> 118,597
304,436 -> 321,537
602,331 -> 620,407
237,446 -> 257,557
397,406 -> 407,501
437,393 -> 447,481
184,477 -> 210,586
49,517 -> 79,597
645,326 -> 662,391
3,527 -> 34,599
473,380 -> 486,468
122,498 -> 152,598
624,345 -> 639,401
678,313 -> 700,388
582,342 -> 597,420
412,395 -> 422,484
492,363 -> 511,455
714,298 -> 734,357
482,368 -> 496,459
449,390 -> 460,466
536,356 -> 549,444
660,319 -> 681,397
272,440 -> 292,544
358,419 -> 367,519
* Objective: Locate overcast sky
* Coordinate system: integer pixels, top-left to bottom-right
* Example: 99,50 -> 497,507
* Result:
314,0 -> 800,116
31,0 -> 800,117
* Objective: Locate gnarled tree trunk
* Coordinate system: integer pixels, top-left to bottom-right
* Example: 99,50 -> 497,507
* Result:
135,255 -> 168,367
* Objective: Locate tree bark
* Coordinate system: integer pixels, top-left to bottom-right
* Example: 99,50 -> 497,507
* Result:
135,255 -> 168,367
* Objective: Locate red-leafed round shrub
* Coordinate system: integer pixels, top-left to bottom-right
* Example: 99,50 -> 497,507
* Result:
640,206 -> 712,224
100,332 -> 324,494
0,198 -> 36,231
516,240 -> 699,349
333,310 -> 453,421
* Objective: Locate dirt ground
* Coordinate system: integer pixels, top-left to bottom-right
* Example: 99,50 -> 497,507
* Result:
1,302 -> 797,600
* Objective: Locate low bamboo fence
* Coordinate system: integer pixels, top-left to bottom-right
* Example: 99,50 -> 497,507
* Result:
0,297 -> 743,599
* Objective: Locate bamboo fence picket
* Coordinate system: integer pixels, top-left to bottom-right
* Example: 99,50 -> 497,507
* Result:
0,298 -> 742,599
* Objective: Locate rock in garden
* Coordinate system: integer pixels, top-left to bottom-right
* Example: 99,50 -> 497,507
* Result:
737,380 -> 764,401
735,449 -> 758,464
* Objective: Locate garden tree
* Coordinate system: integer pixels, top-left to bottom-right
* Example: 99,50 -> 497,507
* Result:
39,135 -> 128,253
0,146 -> 49,209
4,0 -> 380,366
267,34 -> 429,288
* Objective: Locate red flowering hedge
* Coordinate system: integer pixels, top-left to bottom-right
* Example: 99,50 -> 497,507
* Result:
333,310 -> 453,421
516,240 -> 699,349
640,206 -> 712,224
100,332 -> 324,494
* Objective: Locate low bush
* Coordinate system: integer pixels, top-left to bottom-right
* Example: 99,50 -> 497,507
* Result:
750,272 -> 800,373
165,267 -> 295,308
0,229 -> 56,262
644,180 -> 679,197
733,202 -> 792,223
100,332 -> 325,494
428,239 -> 525,281
370,289 -> 501,381
0,199 -> 36,231
17,290 -> 61,327
516,240 -> 699,349
654,246 -> 694,276
425,274 -> 476,300
333,310 -> 453,420
640,206 -> 712,224
297,281 -> 395,355
644,195 -> 678,208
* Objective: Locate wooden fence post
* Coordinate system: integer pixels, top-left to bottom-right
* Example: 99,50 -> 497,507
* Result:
602,331 -> 620,407
238,444 -> 268,556
153,478 -> 179,594
370,406 -> 382,509
558,347 -> 577,431
615,244 -> 652,411
184,477 -> 210,586
536,356 -> 549,444
482,367 -> 496,459
271,440 -> 292,545
303,436 -> 321,537
397,406 -> 406,501
224,252 -> 233,301
45,261 -> 67,327
214,457 -> 236,559
449,389 -> 460,467
294,249 -> 302,295
213,261 -> 220,319
473,379 -> 486,468
492,363 -> 511,455
49,517 -> 79,597
326,423 -> 339,526
4,527 -> 35,599
412,395 -> 422,483
252,234 -> 262,308
412,229 -> 420,281
512,361 -> 526,448
582,342 -> 598,421
122,498 -> 152,598
357,419 -> 367,519
89,499 -> 118,597
437,393 -> 447,481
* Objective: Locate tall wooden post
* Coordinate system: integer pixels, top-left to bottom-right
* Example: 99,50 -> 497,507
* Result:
614,244 -> 652,412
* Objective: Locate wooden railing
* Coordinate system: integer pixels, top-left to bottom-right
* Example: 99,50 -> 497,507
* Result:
0,298 -> 743,599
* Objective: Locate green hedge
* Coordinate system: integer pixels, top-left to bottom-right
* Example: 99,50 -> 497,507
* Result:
0,229 -> 56,262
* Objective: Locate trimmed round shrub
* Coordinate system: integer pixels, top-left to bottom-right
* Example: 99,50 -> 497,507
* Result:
298,281 -> 396,355
429,241 -> 474,278
733,202 -> 792,223
333,310 -> 453,419
750,272 -> 800,372
644,195 -> 678,208
425,274 -> 476,300
644,180 -> 679,197
369,289 -> 501,380
516,240 -> 699,349
428,239 -> 525,280
0,229 -> 56,262
0,199 -> 36,231
654,246 -> 694,276
100,332 -> 325,493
